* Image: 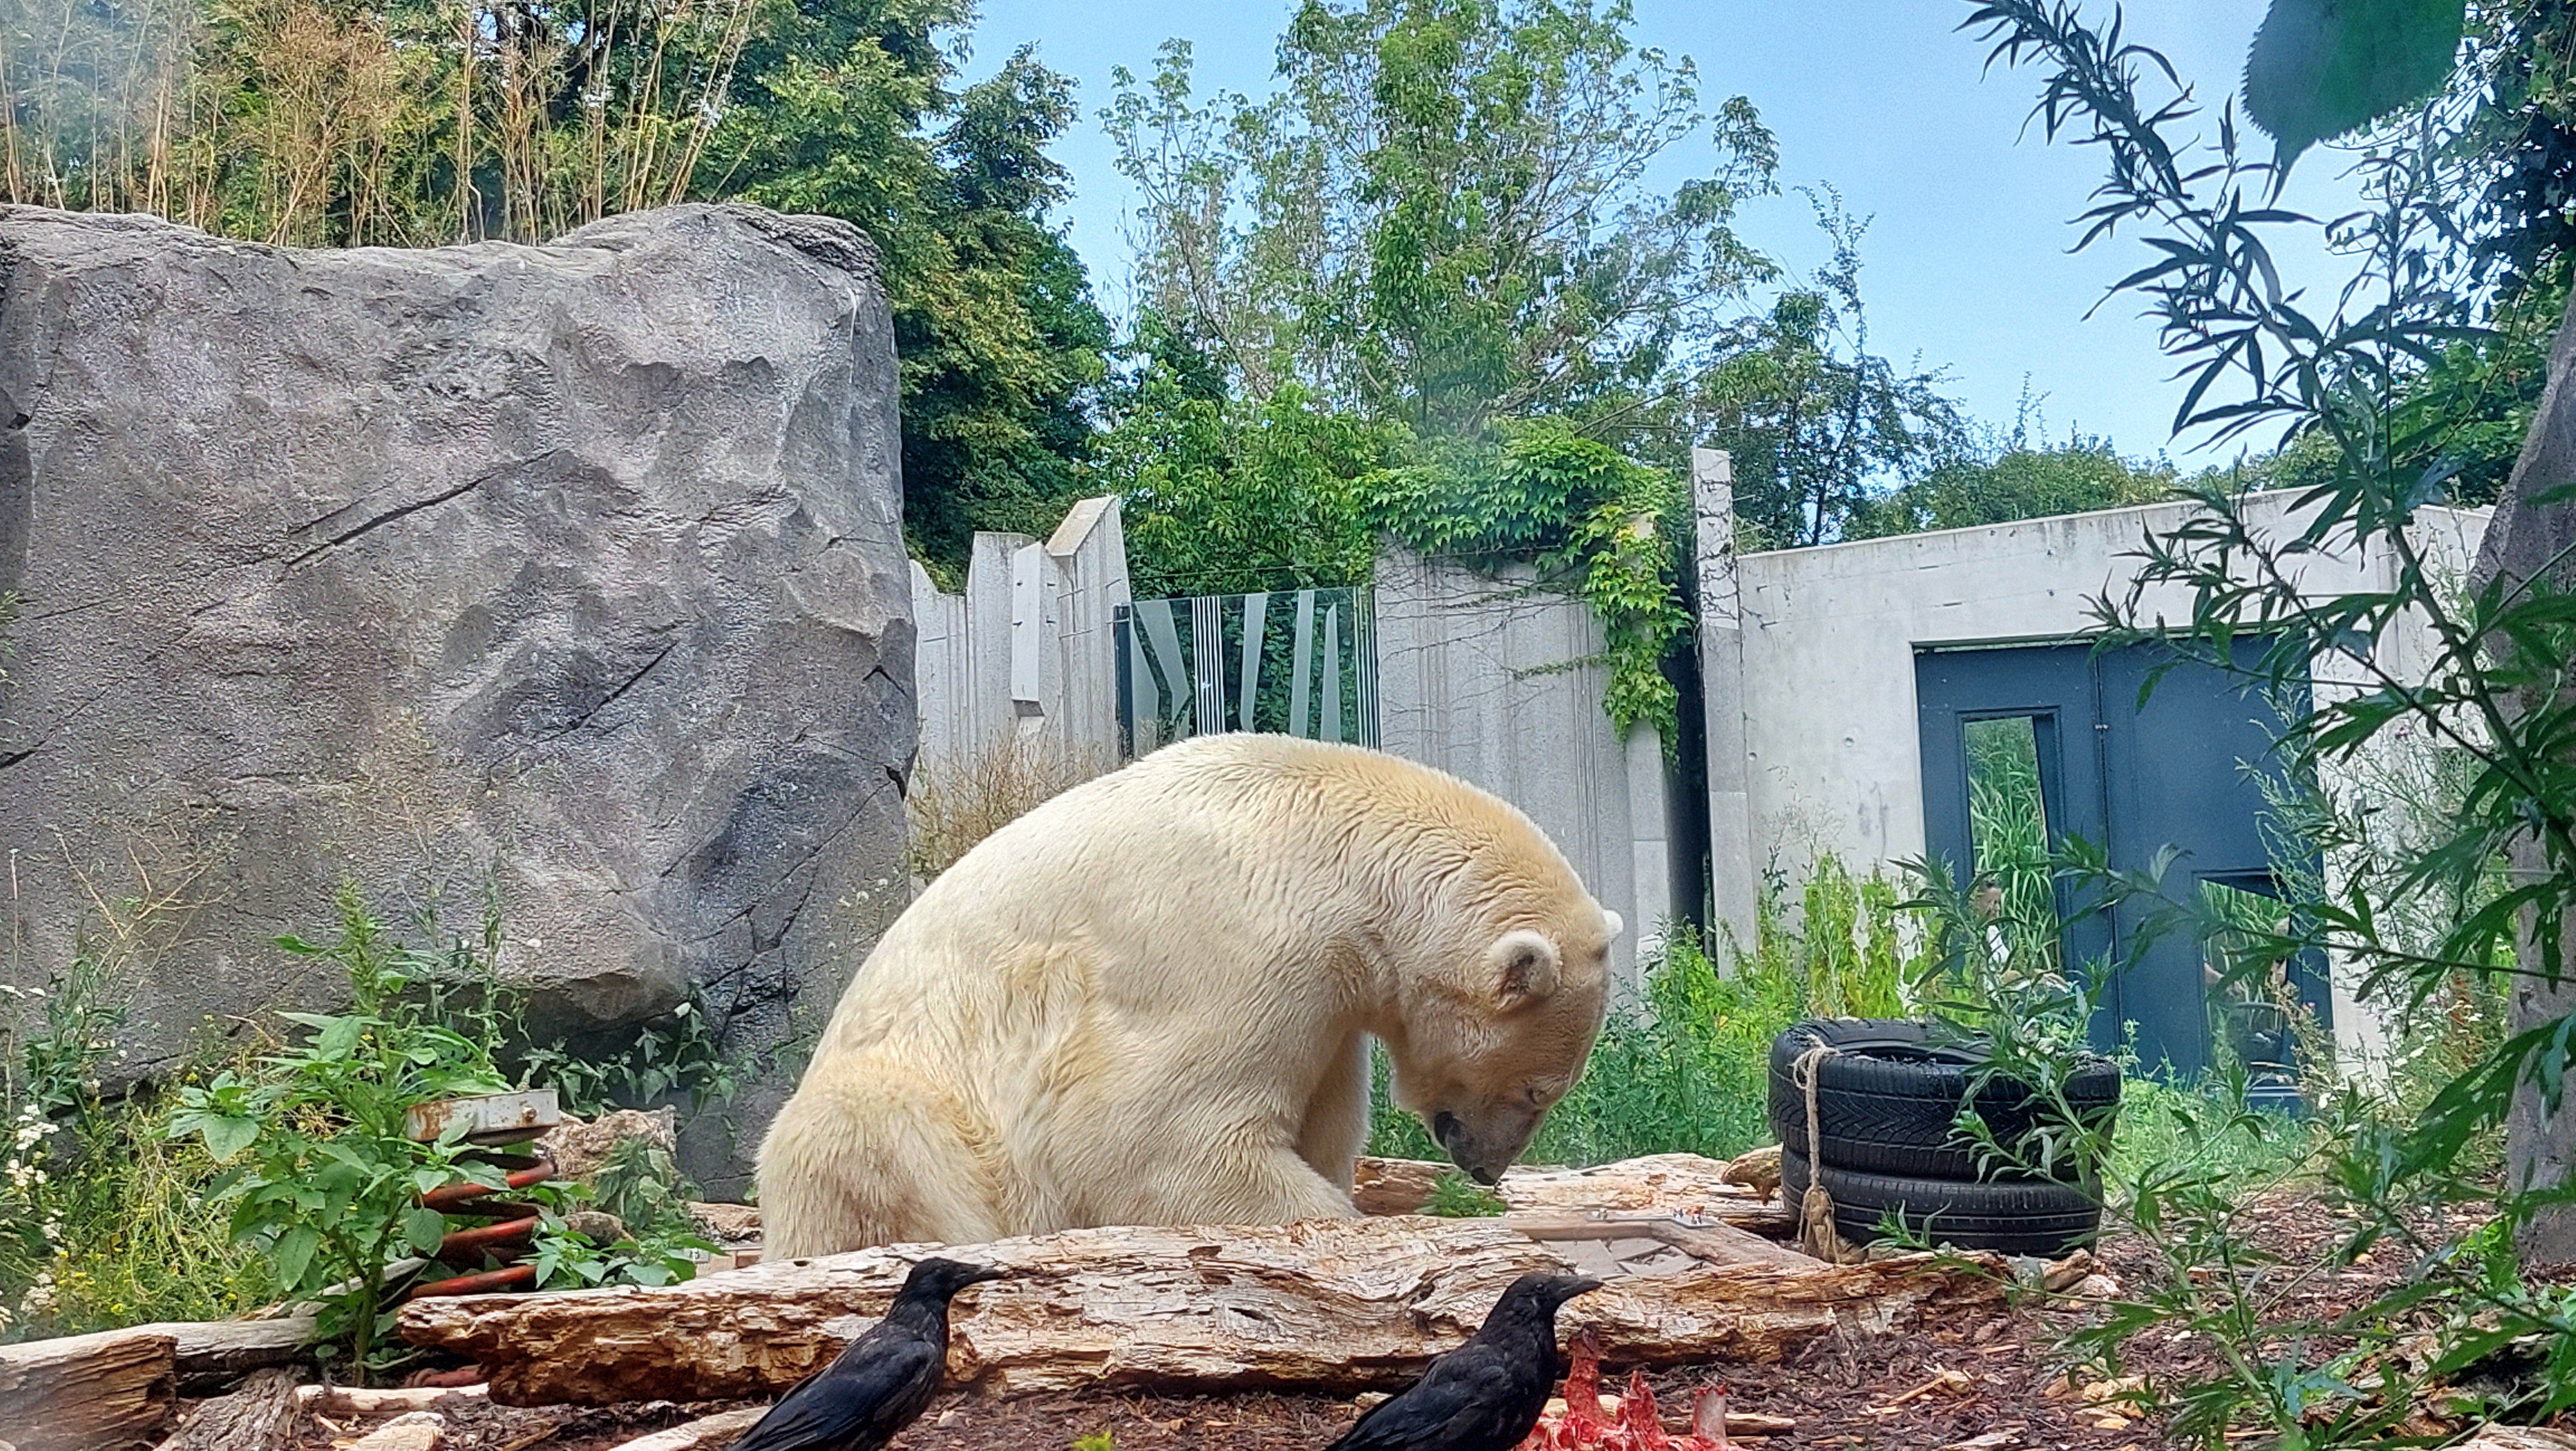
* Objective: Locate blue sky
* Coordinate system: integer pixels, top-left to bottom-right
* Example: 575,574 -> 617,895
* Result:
962,0 -> 2370,467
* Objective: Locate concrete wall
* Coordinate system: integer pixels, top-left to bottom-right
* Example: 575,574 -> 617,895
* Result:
1373,544 -> 1688,990
911,496 -> 1130,770
1706,489 -> 2489,1078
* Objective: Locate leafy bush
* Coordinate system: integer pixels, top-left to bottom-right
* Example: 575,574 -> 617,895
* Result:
163,882 -> 713,1375
168,884 -> 528,1371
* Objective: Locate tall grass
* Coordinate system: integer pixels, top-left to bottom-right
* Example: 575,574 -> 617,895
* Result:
0,0 -> 754,246
1368,854 -> 1926,1166
905,733 -> 1105,884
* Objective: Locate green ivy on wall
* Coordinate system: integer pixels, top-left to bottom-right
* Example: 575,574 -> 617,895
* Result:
1359,421 -> 1690,746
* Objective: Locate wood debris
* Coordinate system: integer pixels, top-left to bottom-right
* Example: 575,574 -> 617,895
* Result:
599,1408 -> 768,1451
1863,1367 -> 1972,1414
343,1412 -> 443,1451
0,1325 -> 176,1451
399,1215 -> 2002,1406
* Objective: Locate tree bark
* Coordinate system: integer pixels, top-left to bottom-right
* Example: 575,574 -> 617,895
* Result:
153,1367 -> 300,1451
397,1215 -> 1999,1407
0,1327 -> 177,1451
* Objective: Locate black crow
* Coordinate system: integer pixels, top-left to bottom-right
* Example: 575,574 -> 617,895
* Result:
1324,1270 -> 1604,1451
722,1256 -> 1005,1451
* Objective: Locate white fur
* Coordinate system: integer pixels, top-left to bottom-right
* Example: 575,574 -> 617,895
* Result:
754,734 -> 1618,1255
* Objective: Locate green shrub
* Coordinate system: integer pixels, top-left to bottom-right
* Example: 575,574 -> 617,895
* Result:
164,882 -> 711,1375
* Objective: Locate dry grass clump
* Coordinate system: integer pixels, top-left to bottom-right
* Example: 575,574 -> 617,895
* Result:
905,733 -> 1105,883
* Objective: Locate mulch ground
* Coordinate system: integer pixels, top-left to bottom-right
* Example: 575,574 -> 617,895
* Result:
264,1195 -> 2576,1451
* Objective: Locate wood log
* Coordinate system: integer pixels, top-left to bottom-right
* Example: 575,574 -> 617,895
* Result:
154,1367 -> 301,1451
0,1326 -> 177,1451
123,1317 -> 315,1376
2458,1432 -> 2576,1451
295,1384 -> 489,1416
604,1408 -> 767,1451
1501,1210 -> 1816,1273
397,1215 -> 2002,1406
1352,1154 -> 1788,1234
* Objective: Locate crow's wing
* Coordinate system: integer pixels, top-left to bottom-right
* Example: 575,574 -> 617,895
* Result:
724,1327 -> 944,1451
1323,1341 -> 1544,1451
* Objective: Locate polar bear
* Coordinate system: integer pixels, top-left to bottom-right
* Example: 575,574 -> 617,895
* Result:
754,733 -> 1621,1256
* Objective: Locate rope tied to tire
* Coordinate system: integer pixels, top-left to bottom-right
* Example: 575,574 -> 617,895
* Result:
1790,1042 -> 1850,1264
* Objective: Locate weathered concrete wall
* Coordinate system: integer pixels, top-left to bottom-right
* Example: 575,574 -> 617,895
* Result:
1372,545 -> 1686,991
1714,491 -> 2487,1079
0,203 -> 912,1192
911,497 -> 1129,771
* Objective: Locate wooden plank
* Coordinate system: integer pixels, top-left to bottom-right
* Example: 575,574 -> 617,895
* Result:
125,1317 -> 315,1375
1352,1153 -> 1790,1234
396,1215 -> 2003,1407
0,1327 -> 177,1451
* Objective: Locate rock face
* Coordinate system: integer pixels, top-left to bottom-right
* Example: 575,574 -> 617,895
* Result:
0,204 -> 913,1191
2478,296 -> 2576,1267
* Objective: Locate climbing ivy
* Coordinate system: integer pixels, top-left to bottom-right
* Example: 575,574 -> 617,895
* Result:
1359,421 -> 1689,744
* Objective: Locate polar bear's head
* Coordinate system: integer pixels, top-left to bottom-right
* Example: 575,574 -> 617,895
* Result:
1384,893 -> 1622,1186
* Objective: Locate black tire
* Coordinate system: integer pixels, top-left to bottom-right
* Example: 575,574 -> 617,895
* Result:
1767,1019 -> 2121,1179
1782,1148 -> 2104,1257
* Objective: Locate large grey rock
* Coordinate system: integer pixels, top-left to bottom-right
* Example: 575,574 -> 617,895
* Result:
2475,294 -> 2576,1267
0,203 -> 913,1191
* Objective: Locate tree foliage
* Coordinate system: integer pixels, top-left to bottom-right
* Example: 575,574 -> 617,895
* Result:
1853,432 -> 2176,538
1693,192 -> 1963,546
1103,0 -> 1777,437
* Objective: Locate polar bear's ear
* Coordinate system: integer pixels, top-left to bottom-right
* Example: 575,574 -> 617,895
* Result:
1602,908 -> 1625,942
1487,929 -> 1561,1009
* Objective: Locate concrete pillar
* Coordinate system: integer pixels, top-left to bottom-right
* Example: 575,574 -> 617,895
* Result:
909,559 -> 968,769
1695,447 -> 1760,952
1045,496 -> 1131,767
1008,539 -> 1058,735
1625,720 -> 1675,963
963,531 -> 1035,760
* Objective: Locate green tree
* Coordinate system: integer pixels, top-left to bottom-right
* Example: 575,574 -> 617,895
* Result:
1099,317 -> 1398,600
1855,430 -> 2177,537
1694,193 -> 1963,546
723,17 -> 1113,578
1104,0 -> 1777,437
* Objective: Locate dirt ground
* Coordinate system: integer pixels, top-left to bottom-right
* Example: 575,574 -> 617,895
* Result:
263,1195 -> 2574,1451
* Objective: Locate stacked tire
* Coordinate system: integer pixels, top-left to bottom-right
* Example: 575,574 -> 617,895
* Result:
1768,1018 -> 2120,1257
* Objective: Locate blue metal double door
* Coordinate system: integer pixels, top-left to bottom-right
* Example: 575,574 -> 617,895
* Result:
1915,640 -> 2324,1078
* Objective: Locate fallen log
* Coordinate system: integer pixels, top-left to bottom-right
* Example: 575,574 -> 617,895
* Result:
1352,1154 -> 1789,1234
398,1215 -> 2003,1406
154,1367 -> 300,1451
0,1326 -> 177,1451
140,1317 -> 315,1376
1502,1210 -> 1816,1273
